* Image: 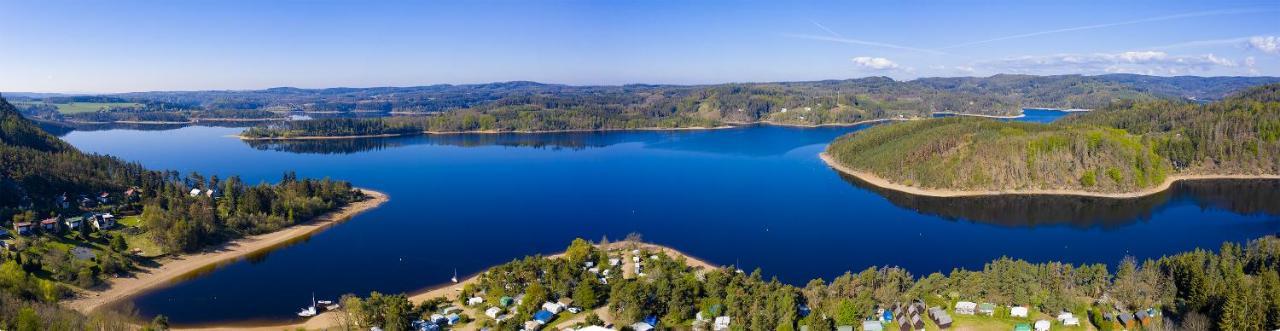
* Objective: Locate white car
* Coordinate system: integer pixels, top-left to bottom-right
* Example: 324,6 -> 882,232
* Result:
567,307 -> 583,314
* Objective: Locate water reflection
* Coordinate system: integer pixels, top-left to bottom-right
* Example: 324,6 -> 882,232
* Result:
838,172 -> 1280,228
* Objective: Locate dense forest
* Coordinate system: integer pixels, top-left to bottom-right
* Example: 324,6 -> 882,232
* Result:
11,75 -> 1279,136
825,83 -> 1280,193
335,237 -> 1280,331
0,95 -> 366,330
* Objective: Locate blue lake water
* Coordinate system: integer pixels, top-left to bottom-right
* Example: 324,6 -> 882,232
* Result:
57,110 -> 1280,325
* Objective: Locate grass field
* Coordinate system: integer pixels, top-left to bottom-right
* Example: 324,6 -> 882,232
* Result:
14,101 -> 143,114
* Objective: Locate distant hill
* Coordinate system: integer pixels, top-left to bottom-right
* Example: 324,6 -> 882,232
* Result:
824,83 -> 1280,195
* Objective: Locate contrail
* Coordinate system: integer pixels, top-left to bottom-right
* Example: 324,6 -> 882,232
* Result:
782,33 -> 947,55
940,8 -> 1274,50
810,20 -> 843,38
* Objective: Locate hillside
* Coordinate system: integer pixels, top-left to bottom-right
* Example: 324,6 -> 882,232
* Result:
824,83 -> 1280,196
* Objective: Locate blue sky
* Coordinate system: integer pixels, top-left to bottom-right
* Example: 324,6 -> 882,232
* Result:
2,0 -> 1278,93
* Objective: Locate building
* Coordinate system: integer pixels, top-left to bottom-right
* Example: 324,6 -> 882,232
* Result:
1062,317 -> 1080,326
92,213 -> 116,230
558,297 -> 574,308
955,301 -> 977,315
534,310 -> 555,324
190,189 -> 202,197
1010,306 -> 1029,318
467,296 -> 484,305
485,307 -> 502,319
1117,313 -> 1135,329
1034,320 -> 1050,331
65,216 -> 85,230
13,222 -> 34,236
39,217 -> 60,232
978,303 -> 996,316
928,307 -> 953,329
542,301 -> 563,314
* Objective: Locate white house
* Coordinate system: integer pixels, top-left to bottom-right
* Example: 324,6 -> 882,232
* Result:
92,213 -> 116,230
1034,319 -> 1050,331
713,316 -> 731,331
542,301 -> 563,314
485,307 -> 503,319
1010,306 -> 1029,318
954,301 -> 977,315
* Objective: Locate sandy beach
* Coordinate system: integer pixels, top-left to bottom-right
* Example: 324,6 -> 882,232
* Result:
63,189 -> 389,315
175,241 -> 718,331
821,152 -> 1280,198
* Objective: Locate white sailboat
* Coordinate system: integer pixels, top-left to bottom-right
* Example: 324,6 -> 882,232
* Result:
297,293 -> 318,317
451,268 -> 458,283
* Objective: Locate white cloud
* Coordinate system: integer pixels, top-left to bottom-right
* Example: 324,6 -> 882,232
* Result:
1249,36 -> 1280,54
978,51 -> 1241,75
851,57 -> 899,70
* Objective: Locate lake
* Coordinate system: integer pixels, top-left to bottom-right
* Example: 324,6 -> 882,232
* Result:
59,110 -> 1280,325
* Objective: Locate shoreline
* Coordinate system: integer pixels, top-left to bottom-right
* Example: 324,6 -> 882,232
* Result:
820,152 -> 1280,198
930,111 -> 1025,119
62,189 -> 389,315
173,241 -> 718,331
236,125 -> 739,140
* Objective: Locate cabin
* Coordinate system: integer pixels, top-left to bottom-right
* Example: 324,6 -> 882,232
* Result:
557,297 -> 573,308
1117,313 -> 1136,329
1034,320 -> 1050,331
13,222 -> 34,236
929,307 -> 952,329
1135,309 -> 1152,325
954,301 -> 976,315
40,217 -> 60,232
1062,317 -> 1080,326
523,320 -> 542,330
713,316 -> 731,331
542,301 -> 563,314
65,216 -> 85,230
978,303 -> 996,316
862,320 -> 883,331
1011,306 -> 1029,318
484,306 -> 502,319
92,213 -> 116,230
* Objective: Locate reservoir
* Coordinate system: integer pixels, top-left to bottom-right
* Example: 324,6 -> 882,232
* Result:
58,110 -> 1279,325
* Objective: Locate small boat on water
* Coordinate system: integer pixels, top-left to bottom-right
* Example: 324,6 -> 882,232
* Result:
451,268 -> 458,283
298,293 -> 318,317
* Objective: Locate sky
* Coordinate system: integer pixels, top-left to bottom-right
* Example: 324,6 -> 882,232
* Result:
2,0 -> 1279,93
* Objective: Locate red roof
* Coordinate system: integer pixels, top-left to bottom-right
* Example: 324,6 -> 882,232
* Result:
40,219 -> 59,224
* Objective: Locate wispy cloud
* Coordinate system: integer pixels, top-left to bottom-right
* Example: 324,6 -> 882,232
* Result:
851,57 -> 900,70
942,8 -> 1273,49
977,51 -> 1239,75
783,33 -> 946,55
1249,36 -> 1280,54
810,21 -> 843,38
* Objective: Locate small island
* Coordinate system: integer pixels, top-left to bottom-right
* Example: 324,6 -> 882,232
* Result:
824,83 -> 1280,198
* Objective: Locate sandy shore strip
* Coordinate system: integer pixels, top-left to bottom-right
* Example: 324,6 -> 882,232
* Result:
821,152 -> 1280,199
63,189 -> 388,315
930,111 -> 1025,119
175,241 -> 718,331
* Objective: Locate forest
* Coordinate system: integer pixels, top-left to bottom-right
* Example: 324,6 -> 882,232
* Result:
0,96 -> 366,330
825,83 -> 1280,193
334,236 -> 1280,331
11,74 -> 1280,136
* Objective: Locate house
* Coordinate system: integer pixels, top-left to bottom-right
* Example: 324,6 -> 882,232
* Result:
1117,313 -> 1135,329
1010,306 -> 1029,318
92,213 -> 116,230
862,320 -> 883,331
910,314 -> 925,331
1034,320 -> 1050,331
65,216 -> 85,230
978,303 -> 996,316
1135,310 -> 1151,325
955,301 -> 977,315
189,189 -> 202,197
524,320 -> 542,330
713,316 -> 730,331
467,296 -> 484,305
485,306 -> 502,319
1055,312 -> 1073,322
929,307 -> 952,329
98,192 -> 111,204
628,322 -> 653,331
40,217 -> 60,232
13,222 -> 34,236
534,310 -> 555,324
542,301 -> 563,314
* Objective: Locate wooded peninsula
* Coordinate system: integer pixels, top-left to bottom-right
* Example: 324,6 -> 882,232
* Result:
824,83 -> 1280,197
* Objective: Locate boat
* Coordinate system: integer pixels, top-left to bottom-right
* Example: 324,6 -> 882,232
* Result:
451,268 -> 458,283
297,293 -> 318,317
318,299 -> 340,311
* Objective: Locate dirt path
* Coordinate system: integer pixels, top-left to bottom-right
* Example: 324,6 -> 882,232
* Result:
63,189 -> 388,315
